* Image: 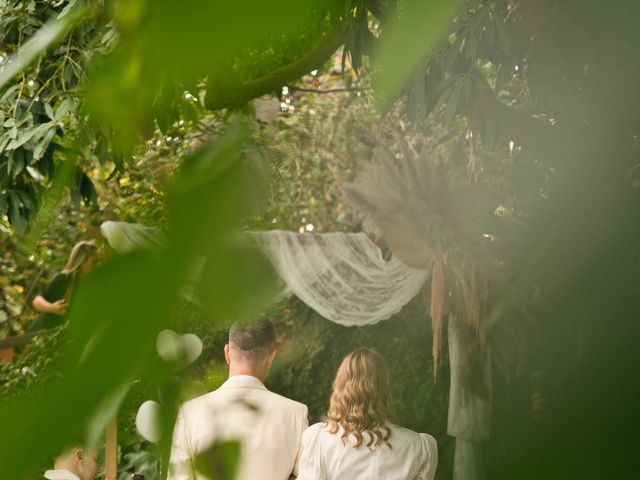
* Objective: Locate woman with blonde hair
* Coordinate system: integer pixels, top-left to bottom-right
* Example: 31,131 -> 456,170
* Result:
297,348 -> 438,480
27,240 -> 98,332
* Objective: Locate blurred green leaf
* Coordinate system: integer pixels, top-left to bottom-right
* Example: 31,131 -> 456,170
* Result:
194,440 -> 240,480
7,192 -> 26,235
0,251 -> 176,477
373,0 -> 456,110
84,0 -> 349,152
196,235 -> 281,320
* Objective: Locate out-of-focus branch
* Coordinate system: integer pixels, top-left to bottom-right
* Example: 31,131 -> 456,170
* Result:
287,85 -> 362,94
205,22 -> 349,110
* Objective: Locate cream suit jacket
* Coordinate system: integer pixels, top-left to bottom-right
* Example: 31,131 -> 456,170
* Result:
168,375 -> 309,480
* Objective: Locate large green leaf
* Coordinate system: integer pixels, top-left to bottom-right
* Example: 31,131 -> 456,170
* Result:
0,251 -> 176,477
0,124 -> 279,476
373,0 -> 457,110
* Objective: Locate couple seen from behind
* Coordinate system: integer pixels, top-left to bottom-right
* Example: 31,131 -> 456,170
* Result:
168,319 -> 437,480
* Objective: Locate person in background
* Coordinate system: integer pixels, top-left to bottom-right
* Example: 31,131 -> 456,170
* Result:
27,240 -> 98,333
297,348 -> 438,480
44,445 -> 99,480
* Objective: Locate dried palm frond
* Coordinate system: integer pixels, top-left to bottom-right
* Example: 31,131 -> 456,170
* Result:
344,134 -> 497,379
430,254 -> 445,378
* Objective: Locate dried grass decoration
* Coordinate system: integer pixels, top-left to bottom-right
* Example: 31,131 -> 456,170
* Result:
344,136 -> 496,380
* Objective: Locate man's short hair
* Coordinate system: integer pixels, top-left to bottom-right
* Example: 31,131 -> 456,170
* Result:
229,318 -> 276,359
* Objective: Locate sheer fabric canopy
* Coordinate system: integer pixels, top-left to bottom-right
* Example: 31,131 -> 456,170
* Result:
250,230 -> 430,326
101,222 -> 429,325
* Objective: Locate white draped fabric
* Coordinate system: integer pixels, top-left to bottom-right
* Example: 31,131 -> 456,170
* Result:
100,223 -> 429,326
250,230 -> 430,326
100,221 -> 490,480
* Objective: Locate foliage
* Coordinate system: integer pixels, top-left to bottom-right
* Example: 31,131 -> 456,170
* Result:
0,325 -> 67,399
2,1 -> 640,480
253,67 -> 371,232
0,140 -> 170,340
0,0 -> 394,232
0,0 -> 115,232
405,2 -> 640,478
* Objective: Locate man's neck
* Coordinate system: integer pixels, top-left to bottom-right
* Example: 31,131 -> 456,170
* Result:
228,365 -> 266,382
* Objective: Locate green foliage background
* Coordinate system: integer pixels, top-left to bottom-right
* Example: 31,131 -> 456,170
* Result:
2,1 -> 640,479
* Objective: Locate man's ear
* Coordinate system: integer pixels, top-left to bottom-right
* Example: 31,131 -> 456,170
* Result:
224,344 -> 231,365
268,347 -> 277,363
74,448 -> 84,464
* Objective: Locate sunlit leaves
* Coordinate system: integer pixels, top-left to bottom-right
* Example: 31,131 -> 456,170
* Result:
0,1 -> 107,231
0,2 -> 87,91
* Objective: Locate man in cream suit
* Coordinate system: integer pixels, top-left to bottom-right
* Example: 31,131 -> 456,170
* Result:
44,445 -> 98,480
168,319 -> 308,480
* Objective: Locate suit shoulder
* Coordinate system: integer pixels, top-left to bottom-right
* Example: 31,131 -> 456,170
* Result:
304,422 -> 327,436
394,426 -> 437,460
418,431 -> 438,451
390,424 -> 435,445
419,431 -> 437,444
178,389 -> 219,415
265,390 -> 307,413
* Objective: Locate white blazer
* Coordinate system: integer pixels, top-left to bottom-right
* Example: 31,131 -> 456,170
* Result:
168,375 -> 309,480
297,422 -> 437,480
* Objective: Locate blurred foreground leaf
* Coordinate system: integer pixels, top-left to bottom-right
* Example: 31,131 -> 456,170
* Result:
167,123 -> 278,319
196,235 -> 281,320
0,251 -> 175,477
194,440 -> 241,480
84,0 -> 351,152
0,125 -> 279,477
373,0 -> 457,110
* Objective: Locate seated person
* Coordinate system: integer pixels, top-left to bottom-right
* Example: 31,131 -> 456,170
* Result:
44,445 -> 99,480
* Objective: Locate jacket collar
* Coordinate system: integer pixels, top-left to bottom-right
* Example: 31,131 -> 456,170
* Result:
220,375 -> 267,390
44,470 -> 81,480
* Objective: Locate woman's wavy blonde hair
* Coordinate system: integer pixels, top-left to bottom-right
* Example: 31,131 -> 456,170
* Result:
62,240 -> 97,276
325,348 -> 394,449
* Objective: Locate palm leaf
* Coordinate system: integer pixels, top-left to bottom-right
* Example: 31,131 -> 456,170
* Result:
345,134 -> 498,379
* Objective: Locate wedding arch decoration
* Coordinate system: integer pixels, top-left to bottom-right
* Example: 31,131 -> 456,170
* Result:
100,133 -> 531,480
101,218 -> 513,480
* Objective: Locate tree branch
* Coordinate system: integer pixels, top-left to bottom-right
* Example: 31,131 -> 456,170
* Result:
205,22 -> 350,110
287,85 -> 362,94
